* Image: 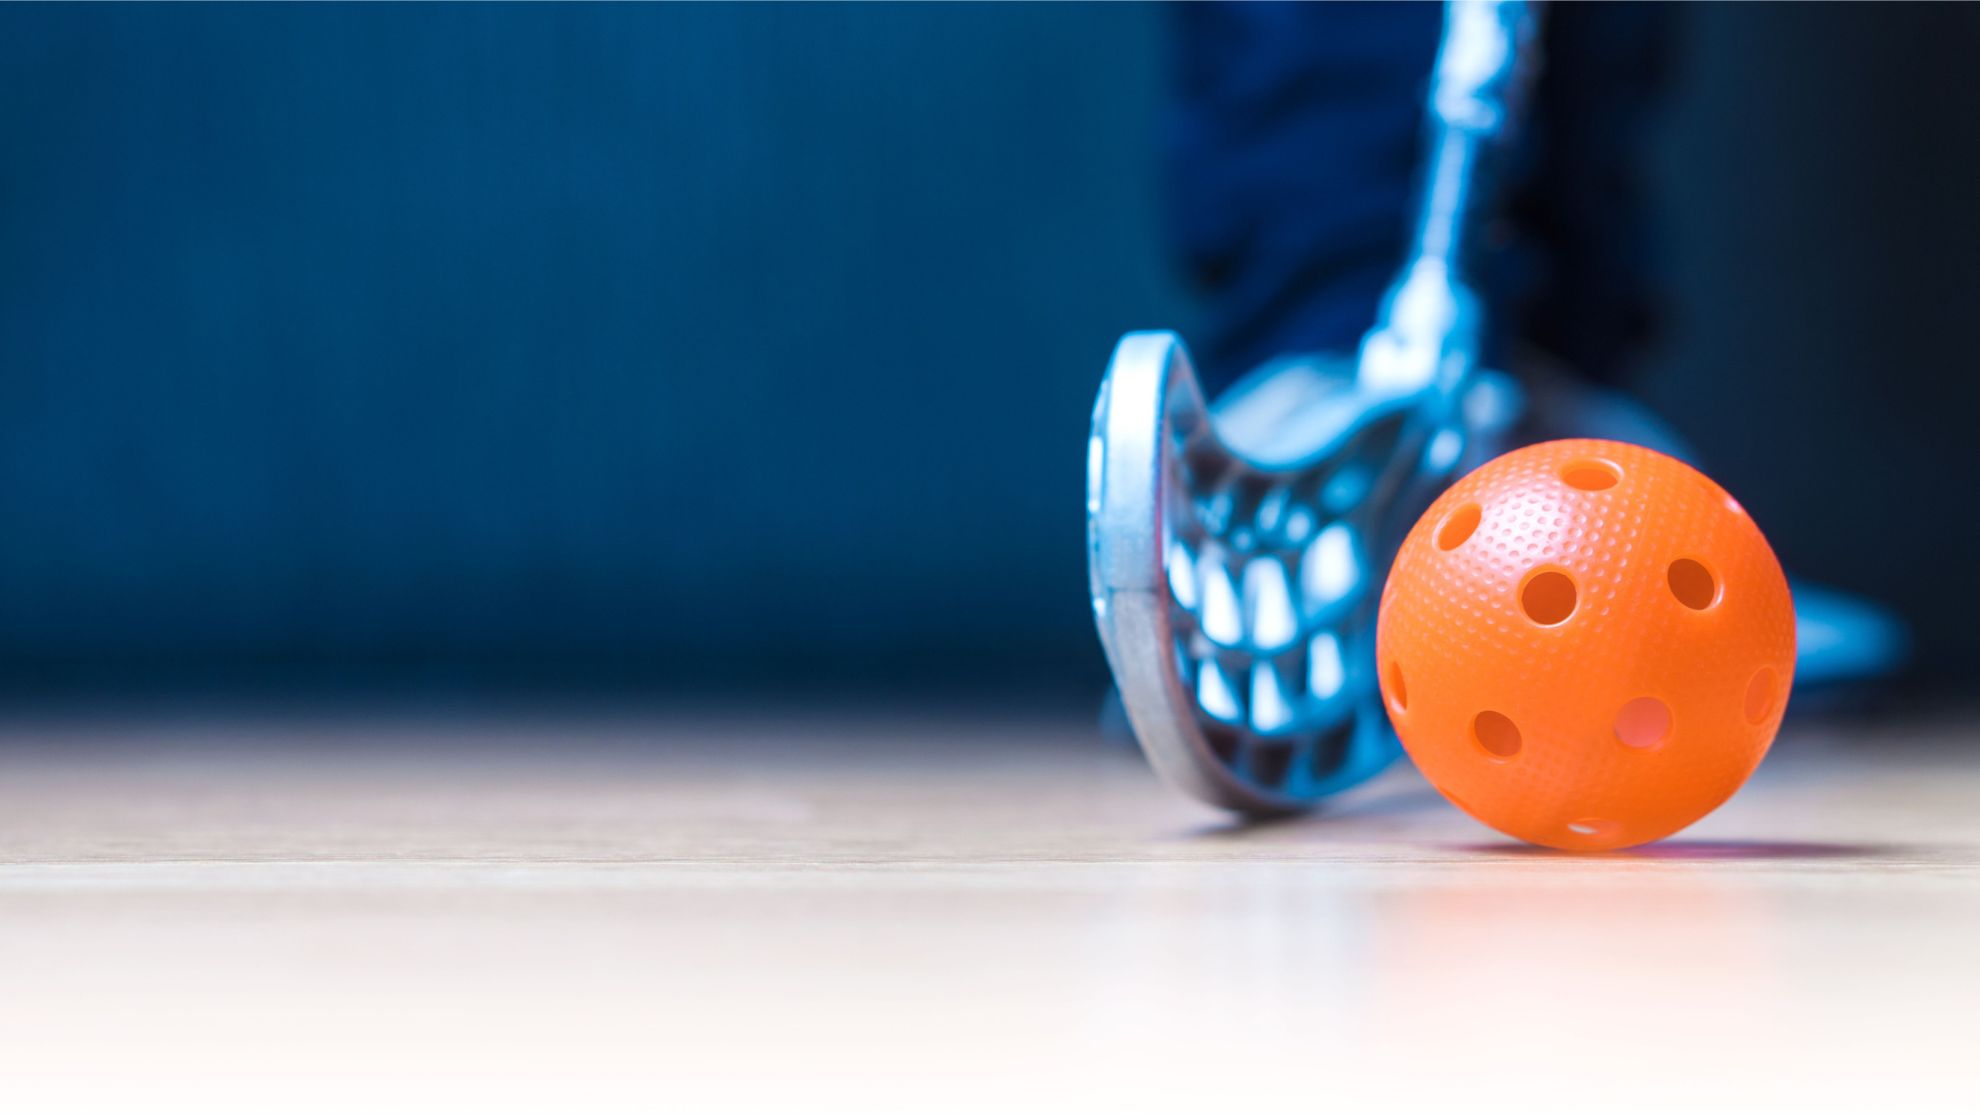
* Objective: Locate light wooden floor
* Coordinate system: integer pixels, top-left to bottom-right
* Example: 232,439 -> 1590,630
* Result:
1,706 -> 1976,1110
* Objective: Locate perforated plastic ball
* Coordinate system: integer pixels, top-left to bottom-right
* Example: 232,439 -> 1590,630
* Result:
1376,439 -> 1795,851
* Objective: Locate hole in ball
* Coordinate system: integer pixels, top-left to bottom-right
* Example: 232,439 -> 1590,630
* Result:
1520,570 -> 1578,626
1561,460 -> 1621,491
1614,697 -> 1672,749
1437,503 -> 1482,551
1472,710 -> 1522,759
1384,661 -> 1408,714
1668,558 -> 1719,611
1745,667 -> 1778,724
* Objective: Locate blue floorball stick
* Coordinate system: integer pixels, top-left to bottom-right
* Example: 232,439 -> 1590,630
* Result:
1086,0 -> 1903,817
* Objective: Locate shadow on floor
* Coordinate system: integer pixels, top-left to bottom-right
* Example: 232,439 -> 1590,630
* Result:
1178,785 -> 1451,840
1454,839 -> 1898,861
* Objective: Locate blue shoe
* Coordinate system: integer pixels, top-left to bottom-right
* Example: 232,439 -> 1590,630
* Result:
1516,359 -> 1909,687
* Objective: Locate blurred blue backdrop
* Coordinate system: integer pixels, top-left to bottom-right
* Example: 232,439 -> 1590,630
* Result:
0,3 -> 1194,695
1,3 -> 1975,697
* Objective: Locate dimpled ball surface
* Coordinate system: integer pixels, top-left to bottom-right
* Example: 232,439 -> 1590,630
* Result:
1376,439 -> 1795,851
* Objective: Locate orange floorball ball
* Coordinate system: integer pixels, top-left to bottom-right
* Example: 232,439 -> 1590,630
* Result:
1376,439 -> 1795,851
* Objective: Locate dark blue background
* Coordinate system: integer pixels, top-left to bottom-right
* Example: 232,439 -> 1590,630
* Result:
1,3 -> 1974,696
